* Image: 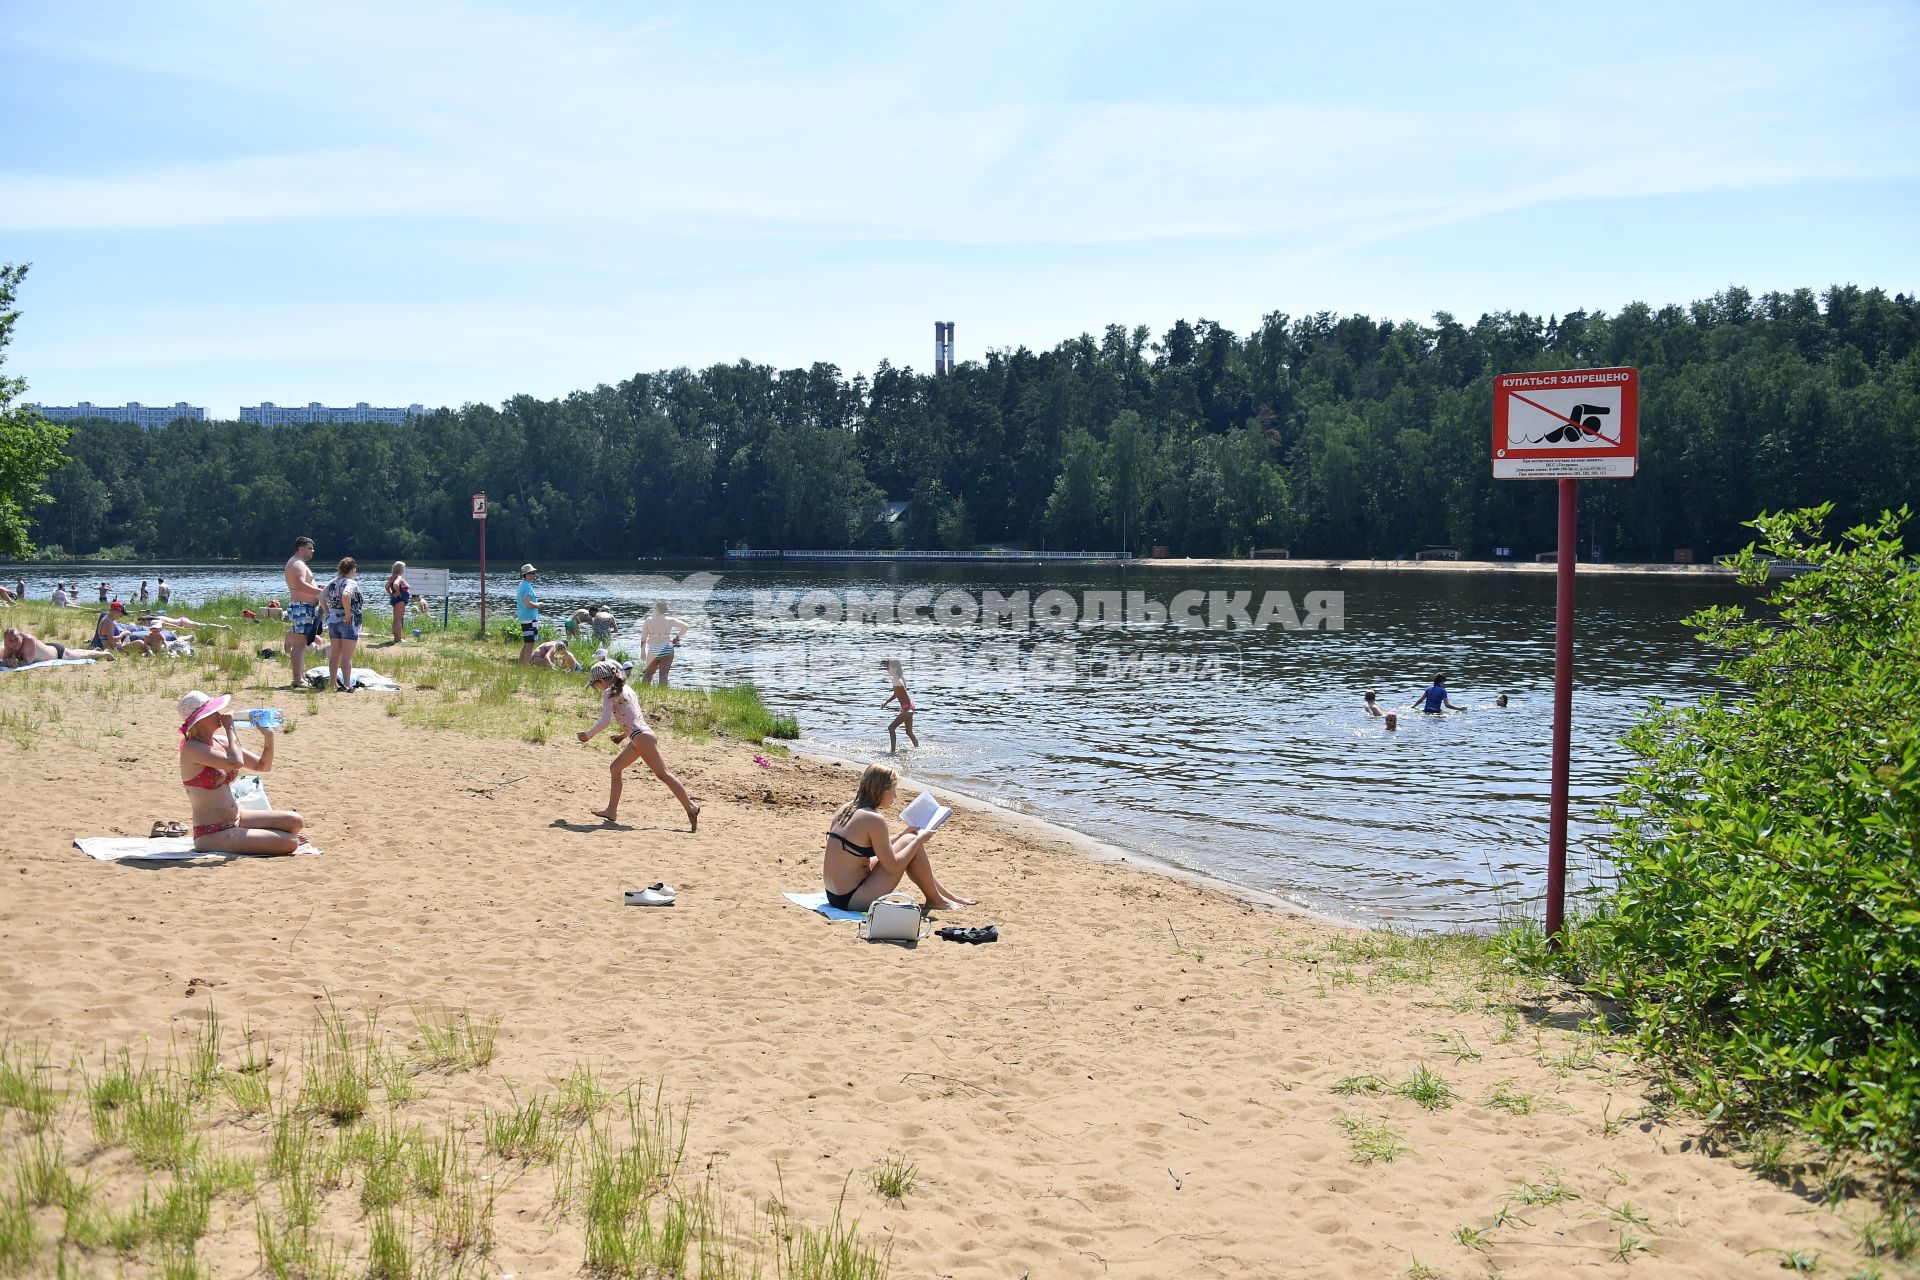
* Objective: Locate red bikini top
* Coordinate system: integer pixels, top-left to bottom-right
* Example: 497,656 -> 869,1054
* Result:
180,743 -> 238,790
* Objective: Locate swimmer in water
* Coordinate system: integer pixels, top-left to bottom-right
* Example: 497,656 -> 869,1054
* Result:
1363,690 -> 1384,718
1410,674 -> 1463,715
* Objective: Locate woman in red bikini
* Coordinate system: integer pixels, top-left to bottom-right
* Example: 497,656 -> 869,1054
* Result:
176,690 -> 307,853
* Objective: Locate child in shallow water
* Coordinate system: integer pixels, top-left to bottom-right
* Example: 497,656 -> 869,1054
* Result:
882,658 -> 918,752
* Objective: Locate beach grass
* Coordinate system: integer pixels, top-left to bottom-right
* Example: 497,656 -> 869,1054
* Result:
0,1000 -> 890,1278
1335,1114 -> 1408,1165
868,1153 -> 919,1203
0,596 -> 796,752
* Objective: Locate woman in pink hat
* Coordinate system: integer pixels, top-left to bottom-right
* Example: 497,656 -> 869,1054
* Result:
176,690 -> 306,853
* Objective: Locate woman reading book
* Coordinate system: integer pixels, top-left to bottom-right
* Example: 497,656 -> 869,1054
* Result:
822,763 -> 975,912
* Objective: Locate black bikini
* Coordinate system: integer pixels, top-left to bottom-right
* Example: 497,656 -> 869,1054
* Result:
824,827 -> 876,910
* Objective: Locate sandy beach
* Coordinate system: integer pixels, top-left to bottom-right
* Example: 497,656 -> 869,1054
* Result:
0,657 -> 1890,1277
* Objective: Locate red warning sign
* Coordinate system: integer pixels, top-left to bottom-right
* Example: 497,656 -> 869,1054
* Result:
1493,367 -> 1639,479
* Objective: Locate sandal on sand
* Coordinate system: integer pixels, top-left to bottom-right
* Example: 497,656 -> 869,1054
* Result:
935,925 -> 999,945
623,884 -> 676,908
150,820 -> 188,839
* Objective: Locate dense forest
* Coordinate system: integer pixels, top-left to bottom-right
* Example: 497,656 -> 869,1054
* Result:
32,284 -> 1920,563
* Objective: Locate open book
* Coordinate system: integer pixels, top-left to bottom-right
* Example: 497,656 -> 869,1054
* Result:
899,790 -> 953,834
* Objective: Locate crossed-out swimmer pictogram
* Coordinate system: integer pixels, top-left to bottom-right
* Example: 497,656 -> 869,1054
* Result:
1510,391 -> 1621,447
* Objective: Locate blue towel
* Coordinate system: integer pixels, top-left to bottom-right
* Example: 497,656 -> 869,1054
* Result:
782,891 -> 864,921
0,657 -> 97,673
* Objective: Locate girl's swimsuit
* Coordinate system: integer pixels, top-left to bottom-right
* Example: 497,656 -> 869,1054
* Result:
585,686 -> 649,741
823,827 -> 878,909
892,683 -> 915,712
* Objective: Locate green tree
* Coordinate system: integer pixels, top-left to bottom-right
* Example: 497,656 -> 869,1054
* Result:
1043,429 -> 1105,548
0,264 -> 72,557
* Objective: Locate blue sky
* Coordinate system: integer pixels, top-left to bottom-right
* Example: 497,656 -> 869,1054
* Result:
3,0 -> 1917,417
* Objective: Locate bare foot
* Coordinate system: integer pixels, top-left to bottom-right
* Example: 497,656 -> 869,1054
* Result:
686,803 -> 701,833
591,807 -> 618,822
929,896 -> 975,911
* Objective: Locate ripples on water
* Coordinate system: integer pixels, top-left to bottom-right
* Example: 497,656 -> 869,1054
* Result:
33,561 -> 1749,927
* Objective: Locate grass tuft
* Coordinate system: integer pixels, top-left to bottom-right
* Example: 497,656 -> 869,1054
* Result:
0,1039 -> 61,1132
1330,1074 -> 1387,1096
869,1154 -> 919,1203
1335,1114 -> 1408,1165
483,1091 -> 563,1164
1396,1064 -> 1456,1111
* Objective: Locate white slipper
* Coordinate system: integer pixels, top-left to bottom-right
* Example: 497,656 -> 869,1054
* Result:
624,884 -> 676,907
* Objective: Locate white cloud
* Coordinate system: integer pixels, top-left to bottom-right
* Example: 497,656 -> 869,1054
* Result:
4,0 -> 1915,246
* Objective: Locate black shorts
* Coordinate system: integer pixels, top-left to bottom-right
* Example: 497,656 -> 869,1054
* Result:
520,621 -> 538,643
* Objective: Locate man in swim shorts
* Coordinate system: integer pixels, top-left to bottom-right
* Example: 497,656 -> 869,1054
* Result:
2,627 -> 71,666
284,536 -> 322,689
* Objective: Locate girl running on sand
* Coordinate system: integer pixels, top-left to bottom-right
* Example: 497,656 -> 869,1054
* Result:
882,658 -> 918,752
578,660 -> 700,830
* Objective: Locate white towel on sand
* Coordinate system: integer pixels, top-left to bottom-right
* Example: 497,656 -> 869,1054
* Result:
75,778 -> 317,860
73,836 -> 320,862
305,668 -> 401,692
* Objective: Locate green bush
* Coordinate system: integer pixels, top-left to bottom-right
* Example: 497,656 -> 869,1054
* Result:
1545,504 -> 1919,1177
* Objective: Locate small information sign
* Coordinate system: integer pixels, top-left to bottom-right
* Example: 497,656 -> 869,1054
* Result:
472,493 -> 488,519
409,567 -> 450,599
1493,367 -> 1639,479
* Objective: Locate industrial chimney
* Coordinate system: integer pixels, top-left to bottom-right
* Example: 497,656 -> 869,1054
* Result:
934,321 -> 955,374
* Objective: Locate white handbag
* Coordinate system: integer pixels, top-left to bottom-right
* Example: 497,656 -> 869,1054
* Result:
860,893 -> 926,943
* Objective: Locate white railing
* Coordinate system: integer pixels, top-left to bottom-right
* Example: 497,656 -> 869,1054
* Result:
723,549 -> 1130,562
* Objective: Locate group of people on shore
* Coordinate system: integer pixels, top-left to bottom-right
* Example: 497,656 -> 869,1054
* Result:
1,582 -> 217,664
6,576 -> 173,609
279,539 -> 421,691
19,540 -> 976,918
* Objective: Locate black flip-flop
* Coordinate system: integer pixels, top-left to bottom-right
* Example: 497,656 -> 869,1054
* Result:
936,925 -> 999,944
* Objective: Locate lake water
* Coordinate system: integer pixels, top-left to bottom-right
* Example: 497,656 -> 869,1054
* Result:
17,560 -> 1750,928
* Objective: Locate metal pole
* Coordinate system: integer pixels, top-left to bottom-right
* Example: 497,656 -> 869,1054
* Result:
1547,477 -> 1576,944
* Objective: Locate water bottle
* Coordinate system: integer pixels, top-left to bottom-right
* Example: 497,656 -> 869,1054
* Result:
239,707 -> 284,730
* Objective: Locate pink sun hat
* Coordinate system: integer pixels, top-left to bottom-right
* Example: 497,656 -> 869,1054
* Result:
176,690 -> 231,735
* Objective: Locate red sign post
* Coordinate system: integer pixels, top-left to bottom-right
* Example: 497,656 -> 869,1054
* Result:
1493,368 -> 1639,942
472,493 -> 488,631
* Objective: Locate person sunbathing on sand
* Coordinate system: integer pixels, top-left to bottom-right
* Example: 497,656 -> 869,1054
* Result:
578,660 -> 700,829
175,690 -> 307,853
93,602 -> 165,655
822,763 -> 974,912
2,627 -> 85,666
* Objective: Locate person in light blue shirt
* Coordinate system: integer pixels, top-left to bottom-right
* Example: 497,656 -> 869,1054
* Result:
516,563 -> 542,665
1410,674 -> 1463,714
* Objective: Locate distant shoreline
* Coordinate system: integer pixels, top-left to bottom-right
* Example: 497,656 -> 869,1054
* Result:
13,553 -> 1790,581
1133,555 -> 1756,578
